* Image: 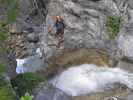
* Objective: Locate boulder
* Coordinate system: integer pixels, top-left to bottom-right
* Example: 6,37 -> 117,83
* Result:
33,83 -> 72,100
27,33 -> 39,43
117,60 -> 133,73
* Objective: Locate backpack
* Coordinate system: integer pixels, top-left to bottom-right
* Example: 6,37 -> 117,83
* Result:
55,20 -> 65,33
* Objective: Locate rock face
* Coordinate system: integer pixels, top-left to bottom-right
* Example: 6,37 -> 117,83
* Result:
14,0 -> 132,62
39,0 -> 129,59
117,0 -> 133,60
7,0 -> 133,60
118,22 -> 133,60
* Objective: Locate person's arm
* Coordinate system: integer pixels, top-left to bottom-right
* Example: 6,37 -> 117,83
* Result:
48,27 -> 52,33
46,15 -> 54,33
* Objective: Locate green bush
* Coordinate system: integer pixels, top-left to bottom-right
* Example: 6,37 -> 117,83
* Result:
20,93 -> 33,100
0,86 -> 16,100
11,73 -> 45,96
0,76 -> 16,100
106,16 -> 121,40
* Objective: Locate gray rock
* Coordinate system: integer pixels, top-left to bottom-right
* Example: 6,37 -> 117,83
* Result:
27,33 -> 39,43
33,83 -> 72,100
117,60 -> 133,73
126,94 -> 133,100
118,22 -> 133,60
7,51 -> 17,79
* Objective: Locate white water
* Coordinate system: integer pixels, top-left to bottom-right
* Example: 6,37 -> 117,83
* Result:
16,48 -> 45,74
51,64 -> 133,96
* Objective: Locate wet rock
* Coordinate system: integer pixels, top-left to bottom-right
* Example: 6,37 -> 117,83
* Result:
117,60 -> 133,73
33,83 -> 72,100
72,86 -> 131,100
37,49 -> 111,80
48,48 -> 110,68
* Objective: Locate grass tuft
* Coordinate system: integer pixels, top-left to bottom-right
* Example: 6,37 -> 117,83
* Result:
106,16 -> 121,40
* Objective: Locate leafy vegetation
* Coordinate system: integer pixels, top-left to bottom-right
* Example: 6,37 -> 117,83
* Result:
11,73 -> 45,96
0,86 -> 16,100
20,93 -> 33,100
106,16 -> 121,40
0,76 -> 16,100
6,0 -> 19,23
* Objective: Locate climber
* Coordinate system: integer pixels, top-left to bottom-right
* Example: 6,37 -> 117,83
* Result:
48,16 -> 65,48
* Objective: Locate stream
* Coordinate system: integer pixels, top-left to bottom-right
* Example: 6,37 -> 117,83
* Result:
16,55 -> 133,98
50,64 -> 133,97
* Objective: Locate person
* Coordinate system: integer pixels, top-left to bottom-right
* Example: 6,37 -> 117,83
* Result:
48,16 -> 65,48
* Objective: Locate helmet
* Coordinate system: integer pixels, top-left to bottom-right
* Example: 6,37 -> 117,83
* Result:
53,16 -> 63,21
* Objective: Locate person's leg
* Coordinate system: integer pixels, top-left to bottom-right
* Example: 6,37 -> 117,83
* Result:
57,33 -> 64,48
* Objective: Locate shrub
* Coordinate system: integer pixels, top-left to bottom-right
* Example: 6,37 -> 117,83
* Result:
0,76 -> 16,100
20,93 -> 33,100
106,16 -> 121,40
11,73 -> 45,96
0,86 -> 16,100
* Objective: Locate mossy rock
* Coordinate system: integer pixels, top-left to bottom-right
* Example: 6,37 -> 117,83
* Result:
49,48 -> 110,67
38,48 -> 111,79
0,75 -> 16,100
11,72 -> 45,96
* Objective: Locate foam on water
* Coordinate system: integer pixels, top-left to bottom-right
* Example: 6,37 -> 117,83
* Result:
51,64 -> 133,96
